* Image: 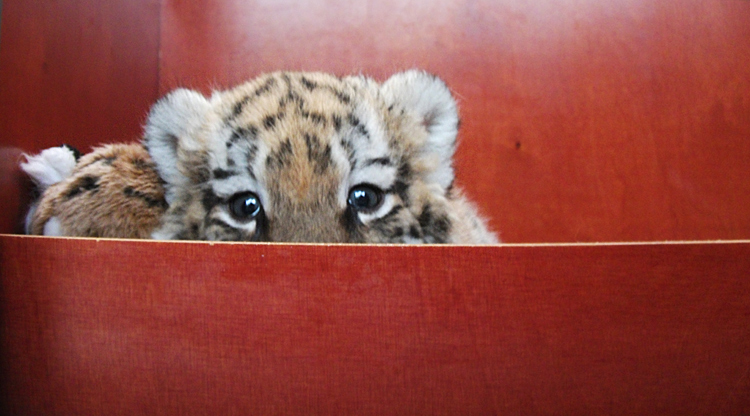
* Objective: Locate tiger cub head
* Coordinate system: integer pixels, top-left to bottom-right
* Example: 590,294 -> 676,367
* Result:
145,70 -> 486,243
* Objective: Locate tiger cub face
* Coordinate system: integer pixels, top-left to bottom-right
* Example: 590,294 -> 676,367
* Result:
145,70 -> 497,244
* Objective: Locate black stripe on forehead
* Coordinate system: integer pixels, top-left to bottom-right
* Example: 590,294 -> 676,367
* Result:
227,125 -> 259,149
263,114 -> 277,129
301,110 -> 327,126
332,89 -> 351,104
320,85 -> 351,104
346,112 -> 370,140
231,96 -> 250,119
300,76 -> 317,91
266,138 -> 294,170
304,133 -> 321,160
236,125 -> 259,140
279,90 -> 304,108
262,112 -> 285,130
226,77 -> 278,122
254,76 -> 278,96
226,128 -> 259,170
296,73 -> 350,105
304,133 -> 332,174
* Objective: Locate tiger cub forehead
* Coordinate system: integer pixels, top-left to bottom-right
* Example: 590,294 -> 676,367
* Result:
205,72 -> 419,214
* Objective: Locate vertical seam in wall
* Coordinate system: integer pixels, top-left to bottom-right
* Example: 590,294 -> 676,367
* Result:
0,0 -> 4,49
155,0 -> 163,97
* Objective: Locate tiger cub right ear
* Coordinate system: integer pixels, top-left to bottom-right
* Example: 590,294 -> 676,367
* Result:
143,89 -> 212,202
381,70 -> 460,191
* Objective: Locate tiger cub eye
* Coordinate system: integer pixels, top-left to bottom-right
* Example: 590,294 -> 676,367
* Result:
228,192 -> 263,221
347,185 -> 384,212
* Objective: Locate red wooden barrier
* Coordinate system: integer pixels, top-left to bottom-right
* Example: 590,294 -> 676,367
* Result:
1,236 -> 749,415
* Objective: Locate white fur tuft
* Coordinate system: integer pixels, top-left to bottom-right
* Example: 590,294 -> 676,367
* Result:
21,146 -> 79,234
20,145 -> 78,189
382,70 -> 459,189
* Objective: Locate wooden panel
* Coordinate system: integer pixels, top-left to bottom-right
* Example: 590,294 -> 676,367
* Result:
1,236 -> 749,415
0,0 -> 161,233
0,148 -> 27,234
0,0 -> 160,152
161,0 -> 750,242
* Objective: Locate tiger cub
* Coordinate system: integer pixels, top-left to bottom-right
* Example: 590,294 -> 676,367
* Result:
23,70 -> 498,244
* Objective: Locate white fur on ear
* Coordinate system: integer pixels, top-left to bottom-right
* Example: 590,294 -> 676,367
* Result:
143,88 -> 212,200
382,70 -> 459,190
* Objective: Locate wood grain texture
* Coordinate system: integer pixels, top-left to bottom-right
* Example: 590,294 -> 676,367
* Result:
0,0 -> 160,152
0,148 -> 29,234
1,236 -> 749,415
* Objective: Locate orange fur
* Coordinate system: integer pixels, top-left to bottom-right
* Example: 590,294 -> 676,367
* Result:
29,143 -> 166,238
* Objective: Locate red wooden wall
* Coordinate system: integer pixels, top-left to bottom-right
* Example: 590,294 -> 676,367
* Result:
1,2 -> 750,414
1,0 -> 749,242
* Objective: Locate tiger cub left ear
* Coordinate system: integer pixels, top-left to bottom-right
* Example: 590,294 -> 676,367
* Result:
143,88 -> 213,203
381,70 -> 459,190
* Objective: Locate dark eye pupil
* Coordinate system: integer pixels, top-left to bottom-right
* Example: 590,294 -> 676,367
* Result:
228,192 -> 262,220
348,185 -> 384,211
